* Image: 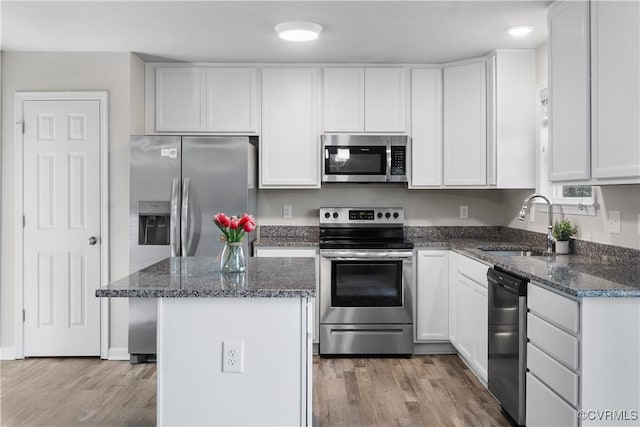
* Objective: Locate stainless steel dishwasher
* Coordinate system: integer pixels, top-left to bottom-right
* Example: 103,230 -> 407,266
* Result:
487,268 -> 528,426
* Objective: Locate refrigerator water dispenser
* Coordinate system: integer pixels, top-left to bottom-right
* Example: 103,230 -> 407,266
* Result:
138,201 -> 171,245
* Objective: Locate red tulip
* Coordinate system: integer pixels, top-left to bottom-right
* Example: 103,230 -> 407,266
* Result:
243,221 -> 256,232
229,219 -> 240,230
213,212 -> 230,227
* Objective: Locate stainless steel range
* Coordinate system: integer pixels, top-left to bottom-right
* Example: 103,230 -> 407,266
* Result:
319,207 -> 414,356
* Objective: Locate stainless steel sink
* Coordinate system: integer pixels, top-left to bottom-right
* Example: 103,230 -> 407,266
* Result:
480,249 -> 551,257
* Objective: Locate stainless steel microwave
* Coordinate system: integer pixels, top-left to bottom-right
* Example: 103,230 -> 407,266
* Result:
321,134 -> 409,183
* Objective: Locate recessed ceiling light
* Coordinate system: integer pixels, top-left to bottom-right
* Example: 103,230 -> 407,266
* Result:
505,25 -> 535,37
275,22 -> 323,42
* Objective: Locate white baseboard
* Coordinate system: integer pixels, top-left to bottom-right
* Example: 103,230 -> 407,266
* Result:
0,346 -> 17,360
107,347 -> 129,361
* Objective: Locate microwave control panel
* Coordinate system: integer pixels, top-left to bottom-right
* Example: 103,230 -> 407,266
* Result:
391,146 -> 406,176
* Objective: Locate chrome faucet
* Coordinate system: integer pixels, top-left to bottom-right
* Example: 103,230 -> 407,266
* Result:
518,193 -> 554,254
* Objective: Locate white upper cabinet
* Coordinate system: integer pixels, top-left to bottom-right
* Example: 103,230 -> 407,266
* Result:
548,0 -> 639,184
590,0 -> 640,181
261,68 -> 320,188
487,50 -> 537,188
443,60 -> 487,186
147,65 -> 259,134
323,67 -> 406,132
548,1 -> 591,182
323,68 -> 365,132
206,68 -> 259,132
410,68 -> 443,188
155,67 -> 207,132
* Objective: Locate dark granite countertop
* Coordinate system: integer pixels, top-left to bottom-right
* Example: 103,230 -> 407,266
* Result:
95,257 -> 316,298
253,237 -> 319,248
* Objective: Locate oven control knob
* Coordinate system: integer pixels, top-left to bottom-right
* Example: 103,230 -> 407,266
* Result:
393,212 -> 399,219
377,212 -> 383,219
333,212 -> 339,219
324,212 -> 331,219
385,212 -> 391,219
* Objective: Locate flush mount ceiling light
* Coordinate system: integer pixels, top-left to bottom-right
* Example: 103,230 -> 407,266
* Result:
275,21 -> 323,42
505,25 -> 535,37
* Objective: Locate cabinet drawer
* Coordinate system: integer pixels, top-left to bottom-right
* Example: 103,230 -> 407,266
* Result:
457,254 -> 490,287
527,343 -> 579,407
528,313 -> 579,370
528,283 -> 579,334
526,372 -> 578,427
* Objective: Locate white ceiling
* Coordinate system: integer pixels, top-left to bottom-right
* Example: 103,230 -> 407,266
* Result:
1,1 -> 550,63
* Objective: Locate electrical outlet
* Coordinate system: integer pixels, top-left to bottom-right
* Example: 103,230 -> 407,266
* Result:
608,211 -> 621,234
637,214 -> 640,236
222,341 -> 244,373
530,206 -> 536,223
459,205 -> 469,219
283,205 -> 293,219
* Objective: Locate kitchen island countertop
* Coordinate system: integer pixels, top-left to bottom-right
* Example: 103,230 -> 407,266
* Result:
95,256 -> 316,298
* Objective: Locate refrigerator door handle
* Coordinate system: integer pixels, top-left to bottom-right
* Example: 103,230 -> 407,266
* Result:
181,177 -> 190,256
170,178 -> 180,257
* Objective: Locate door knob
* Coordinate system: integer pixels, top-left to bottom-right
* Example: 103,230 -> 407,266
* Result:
88,236 -> 98,246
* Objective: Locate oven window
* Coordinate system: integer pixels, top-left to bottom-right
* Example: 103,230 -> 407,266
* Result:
331,260 -> 403,307
325,146 -> 386,175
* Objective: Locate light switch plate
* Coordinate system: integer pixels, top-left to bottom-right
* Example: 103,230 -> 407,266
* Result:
608,211 -> 621,234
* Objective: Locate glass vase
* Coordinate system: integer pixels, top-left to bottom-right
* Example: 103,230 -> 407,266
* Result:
220,242 -> 246,273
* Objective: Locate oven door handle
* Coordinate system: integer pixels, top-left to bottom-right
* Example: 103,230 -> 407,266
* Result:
320,251 -> 413,260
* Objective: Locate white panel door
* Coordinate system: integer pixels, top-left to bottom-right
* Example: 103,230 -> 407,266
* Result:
415,250 -> 449,341
155,67 -> 206,132
457,275 -> 475,361
548,1 -> 591,182
443,61 -> 487,186
206,68 -> 258,132
23,100 -> 101,356
323,68 -> 365,132
261,68 -> 319,188
473,283 -> 488,381
364,68 -> 406,132
590,0 -> 640,180
411,68 -> 443,187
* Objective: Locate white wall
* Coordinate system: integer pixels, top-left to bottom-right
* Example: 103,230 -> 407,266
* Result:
258,186 -> 506,226
503,187 -> 640,250
1,52 -> 133,355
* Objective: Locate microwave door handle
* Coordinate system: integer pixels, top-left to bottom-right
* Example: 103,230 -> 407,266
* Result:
169,178 -> 180,257
386,145 -> 392,182
180,177 -> 190,257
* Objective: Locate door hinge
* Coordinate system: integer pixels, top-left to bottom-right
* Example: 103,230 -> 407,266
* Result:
23,310 -> 26,322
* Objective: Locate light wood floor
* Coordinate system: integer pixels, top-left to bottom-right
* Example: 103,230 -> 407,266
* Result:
1,355 -> 509,427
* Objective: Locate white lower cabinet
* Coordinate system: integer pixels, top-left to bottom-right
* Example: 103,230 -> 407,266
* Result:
415,250 -> 449,341
449,252 -> 490,382
254,247 -> 319,344
527,282 -> 640,427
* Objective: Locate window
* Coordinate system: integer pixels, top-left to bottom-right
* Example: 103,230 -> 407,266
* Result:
536,84 -> 596,214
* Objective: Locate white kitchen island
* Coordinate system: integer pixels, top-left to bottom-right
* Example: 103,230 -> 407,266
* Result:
96,257 -> 315,427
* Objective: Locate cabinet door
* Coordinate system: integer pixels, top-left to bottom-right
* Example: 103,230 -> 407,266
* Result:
548,1 -> 590,182
457,275 -> 475,361
473,283 -> 488,382
415,250 -> 449,341
155,67 -> 206,132
261,69 -> 319,188
443,61 -> 487,186
448,251 -> 459,348
526,373 -> 578,427
323,68 -> 365,132
590,0 -> 640,180
364,68 -> 407,132
410,69 -> 443,187
206,68 -> 258,132
254,247 -> 319,343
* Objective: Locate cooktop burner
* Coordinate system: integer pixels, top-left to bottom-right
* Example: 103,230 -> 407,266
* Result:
319,207 -> 413,250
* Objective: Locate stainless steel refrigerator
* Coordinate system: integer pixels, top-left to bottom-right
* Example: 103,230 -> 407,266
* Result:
129,135 -> 257,362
